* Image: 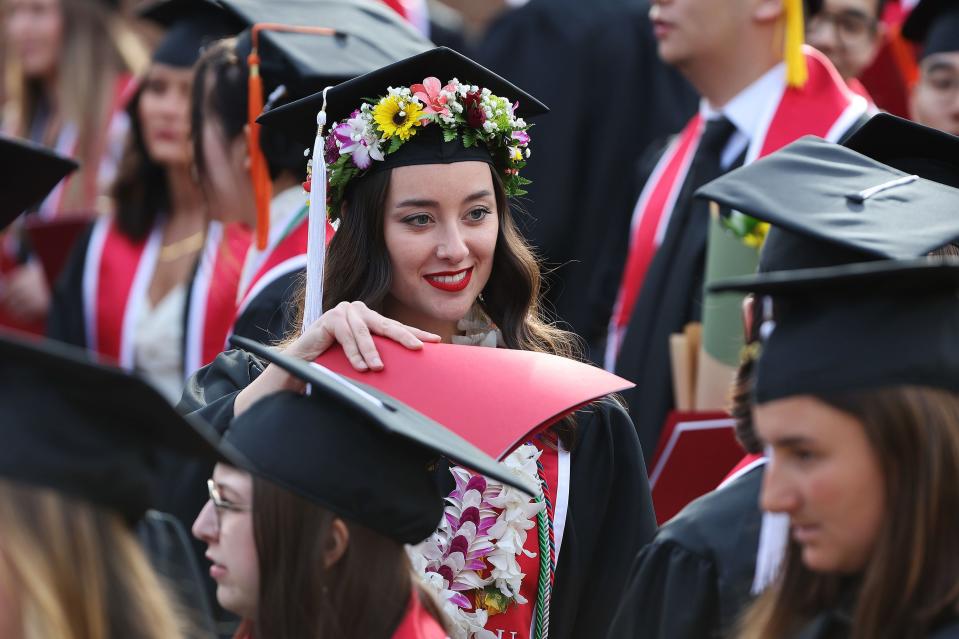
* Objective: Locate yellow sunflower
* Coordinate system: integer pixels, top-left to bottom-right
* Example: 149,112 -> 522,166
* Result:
372,95 -> 424,141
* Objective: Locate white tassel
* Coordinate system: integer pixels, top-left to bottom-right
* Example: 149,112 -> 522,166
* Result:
751,446 -> 789,594
302,87 -> 331,334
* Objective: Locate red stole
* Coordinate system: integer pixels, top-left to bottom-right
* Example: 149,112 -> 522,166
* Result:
607,47 -> 868,364
183,221 -> 251,376
232,212 -> 334,329
82,216 -> 163,368
391,591 -> 448,639
233,208 -> 309,324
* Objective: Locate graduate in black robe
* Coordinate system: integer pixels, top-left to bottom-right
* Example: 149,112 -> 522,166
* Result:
473,0 -> 696,350
178,346 -> 657,639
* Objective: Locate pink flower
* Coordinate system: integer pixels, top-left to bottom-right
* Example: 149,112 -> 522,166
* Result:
412,77 -> 453,117
511,130 -> 530,146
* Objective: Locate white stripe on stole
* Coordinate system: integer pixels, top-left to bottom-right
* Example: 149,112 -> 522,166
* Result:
233,254 -> 308,323
183,221 -> 223,378
118,223 -> 163,369
82,216 -> 111,353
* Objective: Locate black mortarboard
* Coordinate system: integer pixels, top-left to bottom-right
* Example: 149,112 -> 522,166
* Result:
0,135 -> 77,230
903,0 -> 959,59
260,45 -> 549,139
138,0 -> 243,68
218,336 -> 537,544
708,259 -> 959,403
219,0 -> 432,101
696,121 -> 959,278
0,333 -> 224,524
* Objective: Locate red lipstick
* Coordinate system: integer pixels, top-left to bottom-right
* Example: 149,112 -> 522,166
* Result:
424,267 -> 472,292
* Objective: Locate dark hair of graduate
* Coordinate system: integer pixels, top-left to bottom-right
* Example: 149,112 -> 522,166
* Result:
250,476 -> 449,639
0,479 -> 188,639
111,82 -> 169,241
312,165 -> 583,448
729,294 -> 763,455
736,386 -> 959,639
190,38 -> 307,187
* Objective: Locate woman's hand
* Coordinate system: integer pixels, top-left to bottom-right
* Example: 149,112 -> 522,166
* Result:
0,261 -> 51,324
233,301 -> 440,416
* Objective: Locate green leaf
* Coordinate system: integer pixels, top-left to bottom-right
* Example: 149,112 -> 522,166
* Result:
443,128 -> 458,143
388,135 -> 404,154
462,130 -> 477,148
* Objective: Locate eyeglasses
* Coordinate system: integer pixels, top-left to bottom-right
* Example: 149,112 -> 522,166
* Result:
207,479 -> 251,528
807,10 -> 878,48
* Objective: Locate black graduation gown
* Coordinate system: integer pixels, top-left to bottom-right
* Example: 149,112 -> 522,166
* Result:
178,349 -> 658,639
474,0 -> 696,350
47,224 -> 97,347
230,267 -> 303,345
608,465 -> 763,639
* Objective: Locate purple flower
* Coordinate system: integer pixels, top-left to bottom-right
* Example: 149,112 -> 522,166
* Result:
466,476 -> 488,493
460,506 -> 480,527
449,535 -> 469,556
323,133 -> 339,165
436,565 -> 454,584
511,130 -> 530,146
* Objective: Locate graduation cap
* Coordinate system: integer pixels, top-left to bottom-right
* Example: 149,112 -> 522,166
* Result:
215,0 -> 432,250
841,112 -> 959,189
303,335 -> 633,460
707,259 -> 959,403
903,0 -> 959,59
257,46 -> 548,330
137,0 -> 244,68
0,135 -> 78,231
0,333 -> 223,524
695,123 -> 959,280
224,336 -> 539,544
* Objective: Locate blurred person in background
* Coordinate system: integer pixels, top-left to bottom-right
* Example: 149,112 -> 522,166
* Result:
806,0 -> 886,96
902,0 -> 959,136
47,0 -> 242,405
1,0 -> 147,332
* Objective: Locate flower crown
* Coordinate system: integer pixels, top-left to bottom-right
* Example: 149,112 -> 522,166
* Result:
313,77 -> 533,217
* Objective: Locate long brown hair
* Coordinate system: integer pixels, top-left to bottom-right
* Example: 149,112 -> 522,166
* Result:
0,479 -> 187,639
251,477 -> 449,639
315,165 -> 584,447
737,386 -> 959,639
3,0 -> 147,212
110,76 -> 167,240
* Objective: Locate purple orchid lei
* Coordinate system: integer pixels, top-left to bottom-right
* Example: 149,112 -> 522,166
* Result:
408,443 -> 545,639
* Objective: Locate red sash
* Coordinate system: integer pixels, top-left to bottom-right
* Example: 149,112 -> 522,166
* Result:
233,215 -> 335,327
607,48 -> 868,365
82,216 -> 162,367
184,221 -> 251,376
234,216 -> 310,323
391,592 -> 448,639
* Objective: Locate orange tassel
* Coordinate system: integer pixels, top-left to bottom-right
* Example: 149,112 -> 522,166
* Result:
247,51 -> 271,250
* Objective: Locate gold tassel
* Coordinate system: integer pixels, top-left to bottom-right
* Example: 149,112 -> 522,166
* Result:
784,0 -> 808,88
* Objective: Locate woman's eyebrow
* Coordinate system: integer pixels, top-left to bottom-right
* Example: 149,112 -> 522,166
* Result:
396,197 -> 439,208
462,189 -> 493,204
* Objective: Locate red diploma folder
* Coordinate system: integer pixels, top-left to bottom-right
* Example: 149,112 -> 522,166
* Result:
649,411 -> 745,524
314,337 -> 634,460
